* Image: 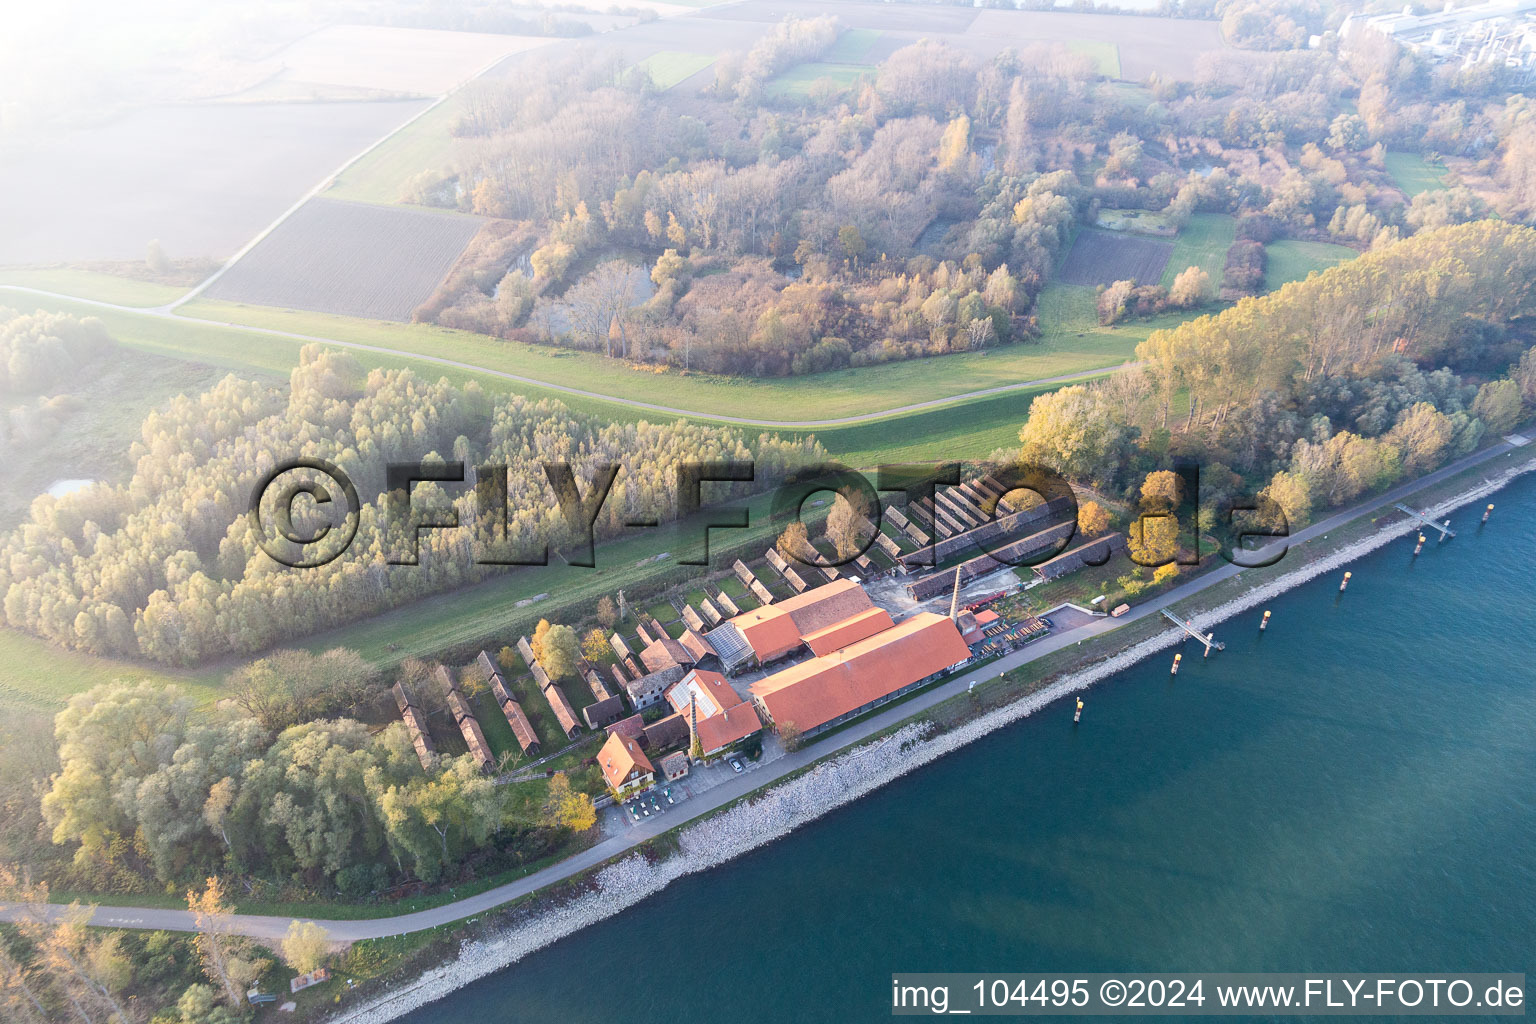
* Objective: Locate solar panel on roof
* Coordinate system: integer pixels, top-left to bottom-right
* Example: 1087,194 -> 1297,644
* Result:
704,624 -> 752,667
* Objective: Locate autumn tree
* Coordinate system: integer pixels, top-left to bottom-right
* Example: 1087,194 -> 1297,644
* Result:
188,877 -> 267,1007
1077,501 -> 1111,537
1127,513 -> 1179,567
595,595 -> 618,628
1140,470 -> 1183,512
281,921 -> 331,976
825,492 -> 873,561
581,628 -> 611,664
374,756 -> 504,883
531,620 -> 579,680
777,520 -> 814,563
1168,266 -> 1210,308
541,772 -> 597,831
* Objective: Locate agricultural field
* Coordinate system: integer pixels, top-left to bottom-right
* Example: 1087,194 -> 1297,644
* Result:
634,50 -> 716,90
1265,239 -> 1358,288
768,61 -> 875,98
824,28 -> 883,63
325,93 -> 466,205
1067,40 -> 1122,79
1384,151 -> 1449,197
234,24 -> 551,99
201,198 -> 484,321
1159,213 -> 1237,290
0,100 -> 430,265
1057,229 -> 1174,287
962,7 -> 1247,81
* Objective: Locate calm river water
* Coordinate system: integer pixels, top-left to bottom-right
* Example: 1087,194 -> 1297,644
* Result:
406,474 -> 1536,1023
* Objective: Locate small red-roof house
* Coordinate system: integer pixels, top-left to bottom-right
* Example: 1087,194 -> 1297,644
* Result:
598,732 -> 654,799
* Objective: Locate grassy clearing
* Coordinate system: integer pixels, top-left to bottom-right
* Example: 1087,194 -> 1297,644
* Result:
326,96 -> 464,206
0,269 -> 186,307
1266,239 -> 1358,287
1160,213 -> 1237,290
635,50 -> 715,90
1067,39 -> 1121,79
1,348 -> 228,530
767,62 -> 874,98
1384,151 -> 1448,197
0,628 -> 222,713
824,28 -> 882,63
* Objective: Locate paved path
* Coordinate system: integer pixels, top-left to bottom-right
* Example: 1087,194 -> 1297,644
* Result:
0,283 -> 1129,428
0,438 -> 1521,941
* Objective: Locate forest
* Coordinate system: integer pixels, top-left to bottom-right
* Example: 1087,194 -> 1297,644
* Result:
1016,221 -> 1536,529
0,343 -> 824,665
406,6 -> 1536,379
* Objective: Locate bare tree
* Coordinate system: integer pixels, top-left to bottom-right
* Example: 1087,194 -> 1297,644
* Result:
563,261 -> 639,357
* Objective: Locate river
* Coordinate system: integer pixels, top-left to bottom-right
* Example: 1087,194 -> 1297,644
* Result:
403,474 -> 1536,1023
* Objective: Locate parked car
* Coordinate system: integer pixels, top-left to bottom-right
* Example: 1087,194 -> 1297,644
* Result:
729,757 -> 743,774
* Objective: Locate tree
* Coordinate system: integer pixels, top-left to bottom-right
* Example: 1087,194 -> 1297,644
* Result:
1514,346 -> 1536,406
1127,513 -> 1179,567
1077,501 -> 1111,537
531,620 -> 579,680
187,877 -> 267,1007
1386,402 -> 1454,474
838,224 -> 866,268
375,756 -> 504,883
652,248 -> 686,287
1140,470 -> 1182,512
778,722 -> 803,751
777,520 -> 813,563
146,239 -> 171,276
938,114 -> 971,172
595,596 -> 618,628
1096,279 -> 1135,325
42,682 -> 195,873
1168,266 -> 1210,308
226,647 -> 374,733
1472,379 -> 1522,435
1017,385 -> 1134,485
581,628 -> 611,664
562,260 -> 638,357
529,241 -> 576,282
825,492 -> 871,560
541,772 -> 596,831
281,921 -> 331,976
